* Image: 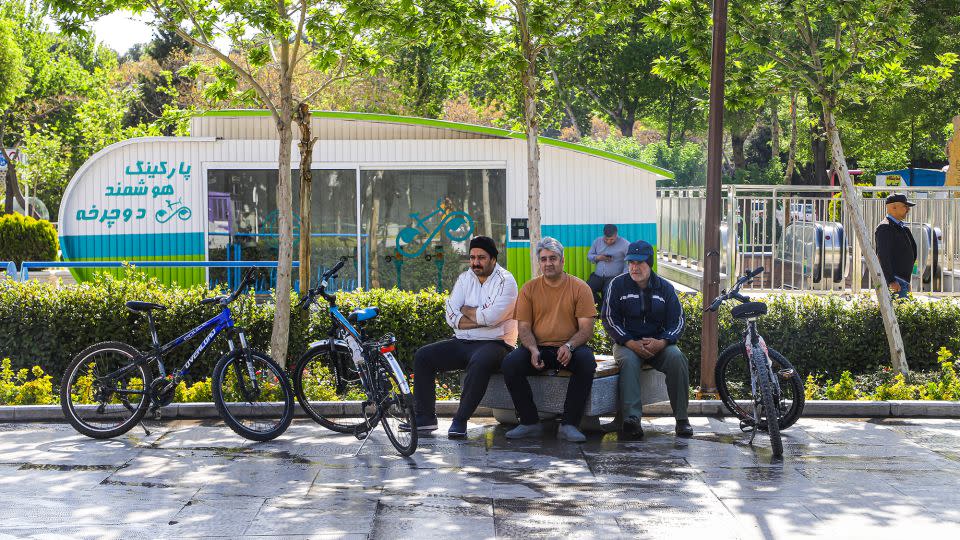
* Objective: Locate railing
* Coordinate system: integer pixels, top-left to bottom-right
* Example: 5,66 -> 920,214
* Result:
657,185 -> 960,296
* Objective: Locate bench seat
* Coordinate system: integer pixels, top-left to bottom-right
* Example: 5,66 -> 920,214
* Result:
466,353 -> 670,431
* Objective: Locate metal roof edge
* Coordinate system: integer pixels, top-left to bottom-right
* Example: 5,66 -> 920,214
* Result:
197,110 -> 675,179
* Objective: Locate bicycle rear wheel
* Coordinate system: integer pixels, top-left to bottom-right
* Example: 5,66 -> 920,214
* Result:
752,349 -> 783,457
375,355 -> 417,456
292,345 -> 379,434
212,349 -> 294,442
716,343 -> 805,430
60,342 -> 152,439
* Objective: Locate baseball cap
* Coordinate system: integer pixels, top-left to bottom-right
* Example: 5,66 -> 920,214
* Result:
885,193 -> 916,207
624,240 -> 654,265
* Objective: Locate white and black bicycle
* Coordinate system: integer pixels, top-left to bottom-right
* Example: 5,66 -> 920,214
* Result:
706,267 -> 805,458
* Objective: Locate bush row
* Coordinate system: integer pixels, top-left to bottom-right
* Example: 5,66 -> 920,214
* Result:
2,273 -> 959,383
0,213 -> 58,265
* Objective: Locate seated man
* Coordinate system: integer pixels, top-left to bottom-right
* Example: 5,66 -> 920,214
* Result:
404,236 -> 518,438
501,237 -> 598,443
601,240 -> 693,439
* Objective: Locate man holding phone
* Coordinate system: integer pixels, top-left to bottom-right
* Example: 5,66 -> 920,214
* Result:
587,224 -> 629,307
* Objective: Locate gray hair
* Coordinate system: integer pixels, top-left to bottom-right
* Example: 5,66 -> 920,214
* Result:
536,236 -> 564,258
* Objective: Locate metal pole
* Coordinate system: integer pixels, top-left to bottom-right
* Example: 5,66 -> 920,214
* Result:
699,0 -> 728,398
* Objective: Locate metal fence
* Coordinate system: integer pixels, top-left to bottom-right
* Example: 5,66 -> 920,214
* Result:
657,185 -> 960,296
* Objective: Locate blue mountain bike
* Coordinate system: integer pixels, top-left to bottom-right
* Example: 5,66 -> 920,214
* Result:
59,268 -> 295,441
292,257 -> 418,456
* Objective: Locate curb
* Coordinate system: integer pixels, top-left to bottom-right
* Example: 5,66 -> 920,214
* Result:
3,400 -> 960,422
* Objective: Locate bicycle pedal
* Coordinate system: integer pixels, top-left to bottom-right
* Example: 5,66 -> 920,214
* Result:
777,369 -> 796,380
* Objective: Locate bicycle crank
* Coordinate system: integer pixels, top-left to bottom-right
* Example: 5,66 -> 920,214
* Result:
777,368 -> 796,380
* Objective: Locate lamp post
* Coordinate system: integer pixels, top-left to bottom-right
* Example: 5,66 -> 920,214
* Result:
699,0 -> 728,398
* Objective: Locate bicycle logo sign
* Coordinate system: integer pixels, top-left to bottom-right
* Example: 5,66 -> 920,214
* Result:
395,198 -> 475,258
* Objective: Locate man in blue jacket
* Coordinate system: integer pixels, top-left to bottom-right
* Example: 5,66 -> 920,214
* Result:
601,240 -> 693,439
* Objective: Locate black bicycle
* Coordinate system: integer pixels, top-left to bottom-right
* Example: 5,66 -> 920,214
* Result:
707,267 -> 805,457
60,267 -> 295,442
292,257 -> 417,456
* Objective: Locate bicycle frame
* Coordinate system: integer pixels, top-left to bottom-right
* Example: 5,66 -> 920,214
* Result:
741,320 -> 780,398
326,305 -> 410,395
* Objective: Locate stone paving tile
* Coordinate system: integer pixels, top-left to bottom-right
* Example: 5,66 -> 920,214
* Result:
3,417 -> 960,538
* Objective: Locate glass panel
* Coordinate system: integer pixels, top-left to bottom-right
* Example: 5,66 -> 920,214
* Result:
206,169 -> 358,291
360,169 -> 507,292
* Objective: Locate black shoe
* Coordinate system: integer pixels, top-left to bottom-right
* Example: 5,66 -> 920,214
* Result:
621,416 -> 644,440
399,415 -> 438,433
448,418 -> 468,439
675,419 -> 694,438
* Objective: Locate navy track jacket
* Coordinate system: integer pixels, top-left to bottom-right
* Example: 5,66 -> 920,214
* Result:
601,272 -> 685,345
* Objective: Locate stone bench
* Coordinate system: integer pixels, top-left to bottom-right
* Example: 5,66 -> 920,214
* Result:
467,353 -> 670,432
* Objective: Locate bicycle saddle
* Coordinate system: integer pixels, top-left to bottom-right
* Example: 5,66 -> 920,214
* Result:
125,301 -> 168,313
731,302 -> 767,320
347,307 -> 379,324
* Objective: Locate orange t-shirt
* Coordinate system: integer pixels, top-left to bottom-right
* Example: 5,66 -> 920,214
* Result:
514,274 -> 597,346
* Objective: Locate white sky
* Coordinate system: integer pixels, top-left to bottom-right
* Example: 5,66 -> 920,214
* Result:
91,11 -> 155,54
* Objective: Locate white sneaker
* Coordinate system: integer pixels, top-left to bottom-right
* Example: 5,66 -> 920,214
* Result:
505,423 -> 544,439
557,424 -> 586,443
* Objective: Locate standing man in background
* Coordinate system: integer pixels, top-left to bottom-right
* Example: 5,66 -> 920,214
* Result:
587,224 -> 630,307
875,193 -> 918,299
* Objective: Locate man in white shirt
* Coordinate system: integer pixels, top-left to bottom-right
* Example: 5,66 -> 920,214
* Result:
402,236 -> 518,439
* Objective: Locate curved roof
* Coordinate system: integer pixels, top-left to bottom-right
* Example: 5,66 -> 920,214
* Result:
197,109 -> 674,179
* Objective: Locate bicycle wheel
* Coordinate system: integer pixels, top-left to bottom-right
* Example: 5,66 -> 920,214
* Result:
60,342 -> 152,439
752,349 -> 783,457
212,349 -> 294,442
292,345 -> 379,434
716,343 -> 805,430
374,355 -> 417,456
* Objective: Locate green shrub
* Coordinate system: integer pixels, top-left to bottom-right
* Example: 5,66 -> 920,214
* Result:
0,358 -> 57,405
0,213 -> 59,266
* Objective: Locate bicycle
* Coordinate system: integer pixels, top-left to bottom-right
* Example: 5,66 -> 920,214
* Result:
60,267 -> 295,442
706,267 -> 805,457
395,198 -> 474,258
291,257 -> 418,456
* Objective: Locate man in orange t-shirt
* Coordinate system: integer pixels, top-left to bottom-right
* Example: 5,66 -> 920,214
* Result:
502,237 -> 598,443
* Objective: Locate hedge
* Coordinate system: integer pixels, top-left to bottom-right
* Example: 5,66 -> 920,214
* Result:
1,272 -> 959,383
0,213 -> 58,265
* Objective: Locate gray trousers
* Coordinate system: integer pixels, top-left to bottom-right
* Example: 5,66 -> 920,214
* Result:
612,343 -> 690,421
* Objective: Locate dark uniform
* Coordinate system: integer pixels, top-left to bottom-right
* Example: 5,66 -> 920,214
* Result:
875,215 -> 917,298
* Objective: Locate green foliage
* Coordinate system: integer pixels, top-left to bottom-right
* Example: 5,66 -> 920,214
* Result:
824,371 -> 859,401
0,17 -> 27,109
19,127 -> 72,215
579,136 -> 706,186
0,213 -> 59,265
0,358 -> 56,405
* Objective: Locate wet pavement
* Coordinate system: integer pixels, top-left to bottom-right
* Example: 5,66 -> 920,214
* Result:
0,416 -> 959,539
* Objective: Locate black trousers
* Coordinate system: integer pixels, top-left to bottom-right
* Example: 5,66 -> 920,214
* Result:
413,338 -> 512,422
501,346 -> 596,426
587,273 -> 616,307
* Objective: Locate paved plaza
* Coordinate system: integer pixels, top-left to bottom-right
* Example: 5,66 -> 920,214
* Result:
0,416 -> 958,539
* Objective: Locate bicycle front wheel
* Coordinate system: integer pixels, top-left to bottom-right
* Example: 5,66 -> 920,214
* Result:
60,342 -> 152,439
753,349 -> 783,457
716,343 -> 805,430
292,345 -> 379,434
375,355 -> 417,456
212,349 -> 294,442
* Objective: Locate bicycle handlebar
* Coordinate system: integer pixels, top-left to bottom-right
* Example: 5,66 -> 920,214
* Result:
297,257 -> 349,311
705,266 -> 764,312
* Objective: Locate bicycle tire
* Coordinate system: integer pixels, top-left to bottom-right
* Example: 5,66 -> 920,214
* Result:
292,345 -> 379,434
212,349 -> 294,442
375,355 -> 417,456
752,349 -> 783,457
716,343 -> 805,430
60,341 -> 152,439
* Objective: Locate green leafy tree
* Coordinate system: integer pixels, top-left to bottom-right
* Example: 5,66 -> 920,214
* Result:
0,16 -> 28,215
51,0 -> 384,365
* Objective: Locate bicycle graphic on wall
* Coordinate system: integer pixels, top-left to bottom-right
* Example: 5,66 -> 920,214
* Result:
395,198 -> 474,258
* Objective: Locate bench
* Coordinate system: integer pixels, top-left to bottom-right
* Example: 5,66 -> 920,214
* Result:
467,354 -> 670,432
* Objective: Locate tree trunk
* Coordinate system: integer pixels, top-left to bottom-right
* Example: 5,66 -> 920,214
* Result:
482,169 -> 493,237
367,171 -> 382,288
823,105 -> 909,374
617,116 -> 633,138
770,98 -> 780,163
811,102 -> 828,185
783,92 -> 798,184
666,89 -> 676,147
517,5 -> 542,278
545,51 -> 581,140
295,103 -> 317,293
731,130 -> 747,170
270,38 -> 295,367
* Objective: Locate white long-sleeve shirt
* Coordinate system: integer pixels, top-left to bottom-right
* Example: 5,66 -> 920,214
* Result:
444,264 -> 519,345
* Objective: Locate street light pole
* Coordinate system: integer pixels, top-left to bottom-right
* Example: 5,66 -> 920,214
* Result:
699,0 -> 728,398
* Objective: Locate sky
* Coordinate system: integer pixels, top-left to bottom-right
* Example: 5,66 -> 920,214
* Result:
91,11 -> 154,54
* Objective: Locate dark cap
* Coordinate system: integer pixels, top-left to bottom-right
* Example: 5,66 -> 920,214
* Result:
624,240 -> 655,265
469,236 -> 498,259
885,193 -> 916,207
603,224 -> 618,237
